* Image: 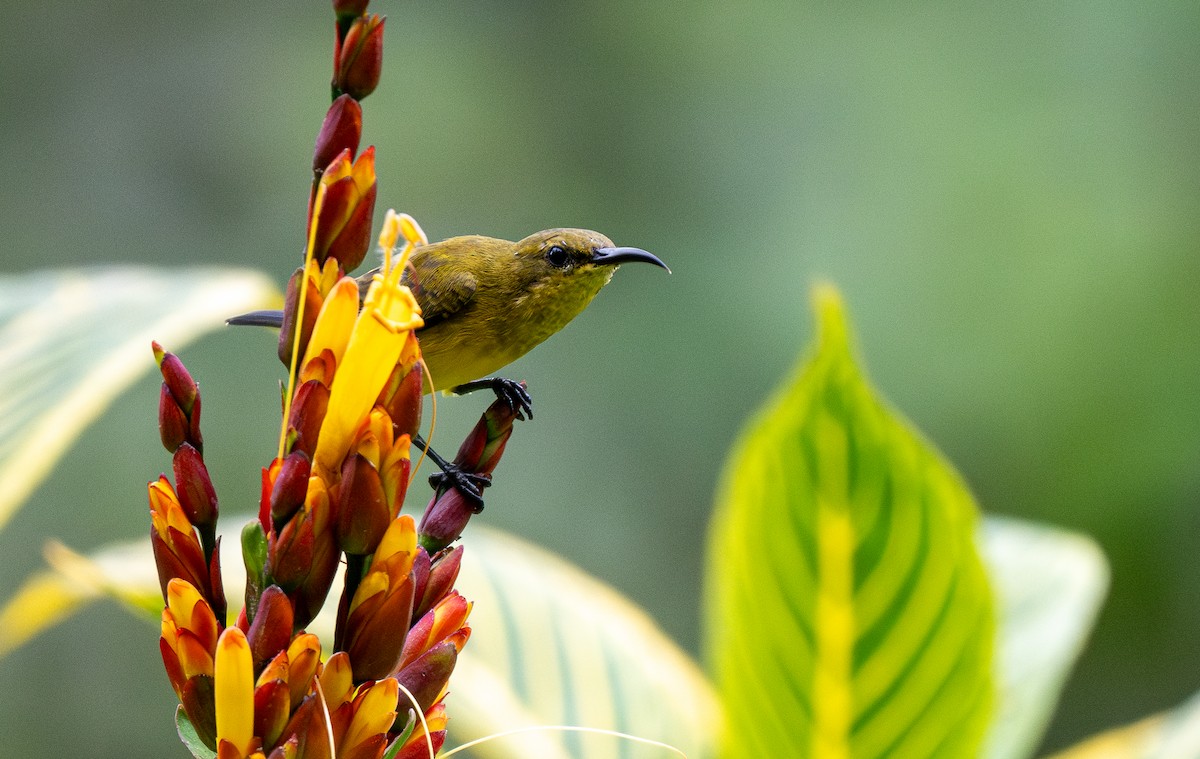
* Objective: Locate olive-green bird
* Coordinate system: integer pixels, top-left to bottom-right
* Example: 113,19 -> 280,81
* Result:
231,227 -> 669,415
230,227 -> 667,507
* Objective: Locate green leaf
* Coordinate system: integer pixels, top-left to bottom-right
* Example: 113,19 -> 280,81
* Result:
981,516 -> 1109,759
449,525 -> 722,759
0,266 -> 279,533
705,285 -> 994,759
175,706 -> 218,759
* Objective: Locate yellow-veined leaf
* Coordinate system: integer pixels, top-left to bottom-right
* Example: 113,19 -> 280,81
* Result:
0,266 -> 279,533
448,525 -> 721,759
982,517 -> 1108,759
706,285 -> 994,759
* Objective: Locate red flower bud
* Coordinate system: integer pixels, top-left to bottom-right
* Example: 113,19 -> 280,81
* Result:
341,517 -> 419,680
313,94 -> 363,174
311,147 -> 377,271
416,491 -> 474,554
158,383 -> 189,452
400,592 -> 470,672
378,361 -> 423,439
180,676 -> 217,750
333,0 -> 369,21
247,586 -> 294,669
334,15 -> 384,100
415,546 -> 462,621
154,341 -> 199,415
344,576 -> 414,681
277,266 -> 327,369
269,508 -> 318,593
173,443 -> 218,529
270,452 -> 311,527
409,548 -> 431,616
418,393 -> 520,550
336,453 -> 389,555
287,381 -> 330,458
253,678 -> 290,751
149,476 -> 210,602
292,529 -> 340,629
453,394 -> 520,474
393,640 -> 457,712
154,341 -> 204,453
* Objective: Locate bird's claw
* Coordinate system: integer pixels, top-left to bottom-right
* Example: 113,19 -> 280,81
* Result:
428,467 -> 492,512
493,378 -> 533,420
454,377 -> 533,420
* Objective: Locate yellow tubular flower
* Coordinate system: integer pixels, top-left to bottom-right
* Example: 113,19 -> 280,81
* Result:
313,210 -> 424,476
341,678 -> 399,756
285,633 -> 322,708
165,579 -> 218,654
214,627 -> 256,758
161,578 -> 219,699
319,651 -> 355,708
300,276 -> 361,374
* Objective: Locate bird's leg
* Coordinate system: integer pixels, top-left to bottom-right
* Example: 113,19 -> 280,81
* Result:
413,433 -> 491,512
450,377 -> 533,421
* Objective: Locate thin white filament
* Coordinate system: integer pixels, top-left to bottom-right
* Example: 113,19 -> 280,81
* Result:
312,674 -> 337,758
440,725 -> 688,758
395,680 -> 436,759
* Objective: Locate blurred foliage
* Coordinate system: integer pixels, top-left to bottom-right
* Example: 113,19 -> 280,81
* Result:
0,2 -> 1196,757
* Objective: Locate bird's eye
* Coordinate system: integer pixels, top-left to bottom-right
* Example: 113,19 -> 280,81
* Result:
546,245 -> 570,268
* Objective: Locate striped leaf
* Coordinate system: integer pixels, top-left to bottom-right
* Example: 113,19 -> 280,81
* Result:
705,285 -> 994,759
0,266 -> 278,533
450,525 -> 722,759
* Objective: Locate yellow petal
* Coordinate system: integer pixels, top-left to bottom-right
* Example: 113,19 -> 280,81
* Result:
321,151 -> 353,183
286,633 -> 322,707
373,515 -> 417,564
343,677 -> 399,751
215,627 -> 255,756
301,276 -> 361,372
348,570 -> 390,615
319,651 -> 355,707
166,579 -> 205,626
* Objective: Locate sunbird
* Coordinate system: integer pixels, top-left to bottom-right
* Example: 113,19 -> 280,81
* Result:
233,228 -> 668,397
373,227 -> 669,397
230,228 -> 669,501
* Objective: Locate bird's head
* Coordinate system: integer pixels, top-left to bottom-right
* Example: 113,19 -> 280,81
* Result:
486,228 -> 669,349
508,228 -> 669,304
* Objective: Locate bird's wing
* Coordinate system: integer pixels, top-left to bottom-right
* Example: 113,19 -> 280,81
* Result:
401,249 -> 478,329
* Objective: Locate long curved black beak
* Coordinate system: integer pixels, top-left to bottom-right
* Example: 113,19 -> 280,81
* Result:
590,246 -> 671,274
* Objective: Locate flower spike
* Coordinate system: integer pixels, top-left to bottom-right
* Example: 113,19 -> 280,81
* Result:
147,6 -> 486,754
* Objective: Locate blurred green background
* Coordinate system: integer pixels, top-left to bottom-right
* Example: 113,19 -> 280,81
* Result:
1,1 -> 1197,756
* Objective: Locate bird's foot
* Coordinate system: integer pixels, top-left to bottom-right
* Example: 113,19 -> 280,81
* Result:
428,467 -> 492,512
452,377 -> 533,420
